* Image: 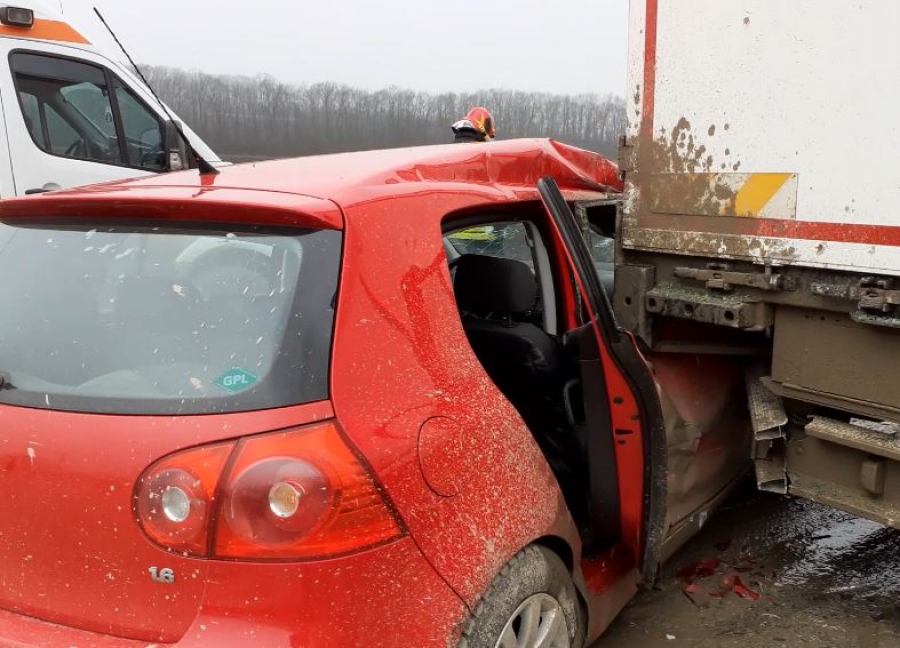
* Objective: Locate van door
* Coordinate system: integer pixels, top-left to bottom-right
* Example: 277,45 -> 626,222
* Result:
537,176 -> 669,583
0,60 -> 14,197
0,41 -> 169,194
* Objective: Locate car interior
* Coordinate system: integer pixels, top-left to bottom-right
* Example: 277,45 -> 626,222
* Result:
0,226 -> 298,399
443,202 -> 619,550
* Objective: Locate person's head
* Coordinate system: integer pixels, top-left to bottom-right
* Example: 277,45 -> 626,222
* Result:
464,107 -> 495,140
451,106 -> 496,143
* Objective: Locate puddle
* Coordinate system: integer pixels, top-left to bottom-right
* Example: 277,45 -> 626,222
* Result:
600,483 -> 900,647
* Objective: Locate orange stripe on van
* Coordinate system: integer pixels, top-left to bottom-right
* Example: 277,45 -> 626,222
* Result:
0,19 -> 90,45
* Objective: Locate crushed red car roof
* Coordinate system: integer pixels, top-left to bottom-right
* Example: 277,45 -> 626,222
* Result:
128,138 -> 622,200
0,139 -> 621,227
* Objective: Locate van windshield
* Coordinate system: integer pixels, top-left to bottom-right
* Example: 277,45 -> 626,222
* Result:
0,220 -> 340,415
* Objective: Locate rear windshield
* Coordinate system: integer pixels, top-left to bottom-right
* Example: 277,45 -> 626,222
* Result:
0,220 -> 341,415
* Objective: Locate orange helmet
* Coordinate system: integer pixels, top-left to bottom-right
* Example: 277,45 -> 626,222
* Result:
465,107 -> 495,139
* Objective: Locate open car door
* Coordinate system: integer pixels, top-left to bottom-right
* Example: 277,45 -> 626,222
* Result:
537,176 -> 668,584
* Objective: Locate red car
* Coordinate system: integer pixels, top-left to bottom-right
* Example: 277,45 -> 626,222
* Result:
0,140 -> 749,647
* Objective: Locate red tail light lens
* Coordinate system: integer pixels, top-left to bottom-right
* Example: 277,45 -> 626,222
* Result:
134,442 -> 235,556
214,422 -> 403,559
133,421 -> 404,560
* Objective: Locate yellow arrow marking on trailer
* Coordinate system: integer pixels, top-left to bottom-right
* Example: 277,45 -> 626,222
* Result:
734,173 -> 792,217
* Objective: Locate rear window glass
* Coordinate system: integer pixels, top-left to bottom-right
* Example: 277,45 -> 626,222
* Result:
0,220 -> 341,415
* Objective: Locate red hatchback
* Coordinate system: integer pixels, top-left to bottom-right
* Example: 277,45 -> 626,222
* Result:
0,140 -> 750,647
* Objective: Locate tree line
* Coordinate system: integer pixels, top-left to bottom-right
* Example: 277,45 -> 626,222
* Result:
144,66 -> 626,161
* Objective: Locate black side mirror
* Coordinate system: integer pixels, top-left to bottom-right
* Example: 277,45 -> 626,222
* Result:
164,120 -> 188,171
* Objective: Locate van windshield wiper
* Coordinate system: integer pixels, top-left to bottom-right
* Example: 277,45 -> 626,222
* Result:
0,372 -> 16,391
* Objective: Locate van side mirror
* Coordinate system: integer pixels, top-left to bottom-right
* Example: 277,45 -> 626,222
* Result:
164,120 -> 188,172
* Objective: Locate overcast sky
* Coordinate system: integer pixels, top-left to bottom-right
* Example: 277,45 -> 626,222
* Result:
58,0 -> 627,96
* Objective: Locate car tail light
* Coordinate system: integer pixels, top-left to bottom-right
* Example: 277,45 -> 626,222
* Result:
135,442 -> 235,556
213,422 -> 404,559
134,421 -> 404,560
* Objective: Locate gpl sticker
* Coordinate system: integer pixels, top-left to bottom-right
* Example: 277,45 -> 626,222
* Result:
214,368 -> 258,393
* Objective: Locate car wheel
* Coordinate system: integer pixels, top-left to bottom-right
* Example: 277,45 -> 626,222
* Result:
458,544 -> 585,648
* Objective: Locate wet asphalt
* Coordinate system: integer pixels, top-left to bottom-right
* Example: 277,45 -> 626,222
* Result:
599,481 -> 900,647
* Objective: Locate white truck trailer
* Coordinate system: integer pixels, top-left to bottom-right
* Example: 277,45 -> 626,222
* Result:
616,0 -> 900,530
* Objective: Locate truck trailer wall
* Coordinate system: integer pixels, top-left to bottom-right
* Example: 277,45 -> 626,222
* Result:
621,0 -> 900,533
624,0 -> 900,276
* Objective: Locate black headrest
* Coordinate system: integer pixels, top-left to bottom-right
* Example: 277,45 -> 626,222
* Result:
454,254 -> 537,316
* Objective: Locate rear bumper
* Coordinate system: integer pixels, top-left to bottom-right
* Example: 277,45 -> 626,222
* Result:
0,538 -> 467,648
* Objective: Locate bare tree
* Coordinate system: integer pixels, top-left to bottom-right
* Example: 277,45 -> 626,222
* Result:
145,65 -> 626,161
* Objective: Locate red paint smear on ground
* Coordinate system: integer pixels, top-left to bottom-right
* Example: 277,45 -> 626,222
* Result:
677,558 -> 720,582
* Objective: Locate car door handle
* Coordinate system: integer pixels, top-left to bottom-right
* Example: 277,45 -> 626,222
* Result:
24,182 -> 61,195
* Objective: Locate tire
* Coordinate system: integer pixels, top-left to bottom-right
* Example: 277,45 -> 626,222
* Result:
458,545 -> 586,648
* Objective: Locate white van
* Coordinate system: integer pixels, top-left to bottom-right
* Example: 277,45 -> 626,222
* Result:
0,1 -> 219,196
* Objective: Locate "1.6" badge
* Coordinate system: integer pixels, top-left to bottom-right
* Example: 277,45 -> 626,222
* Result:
149,566 -> 175,584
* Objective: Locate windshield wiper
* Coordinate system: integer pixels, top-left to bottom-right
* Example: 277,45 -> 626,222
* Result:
0,372 -> 16,391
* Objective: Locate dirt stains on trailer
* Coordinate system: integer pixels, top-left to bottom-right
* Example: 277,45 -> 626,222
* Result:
625,118 -> 802,263
622,225 -> 802,266
630,117 -> 741,219
640,117 -> 720,173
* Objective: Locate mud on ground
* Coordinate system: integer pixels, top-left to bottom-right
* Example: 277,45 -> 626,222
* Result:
600,482 -> 900,647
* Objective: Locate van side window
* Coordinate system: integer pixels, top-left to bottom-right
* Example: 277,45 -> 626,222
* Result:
60,81 -> 117,140
44,103 -> 82,156
11,53 -> 120,165
18,91 -> 42,143
112,78 -> 165,171
10,52 -> 164,171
